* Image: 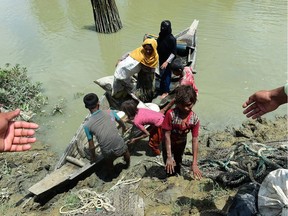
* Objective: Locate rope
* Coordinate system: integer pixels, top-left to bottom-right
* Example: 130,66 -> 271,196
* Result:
199,140 -> 286,186
59,189 -> 115,215
257,147 -> 282,169
108,175 -> 142,192
247,163 -> 260,185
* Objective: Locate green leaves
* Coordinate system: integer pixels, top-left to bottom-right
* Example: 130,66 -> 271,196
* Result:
0,64 -> 48,113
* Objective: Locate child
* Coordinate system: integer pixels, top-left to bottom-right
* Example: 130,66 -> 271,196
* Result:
120,99 -> 173,156
170,58 -> 199,95
162,85 -> 202,179
83,93 -> 130,176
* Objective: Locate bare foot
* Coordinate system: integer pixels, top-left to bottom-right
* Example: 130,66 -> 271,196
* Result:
159,93 -> 169,99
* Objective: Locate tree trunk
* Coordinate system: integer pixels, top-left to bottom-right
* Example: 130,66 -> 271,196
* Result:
90,0 -> 122,33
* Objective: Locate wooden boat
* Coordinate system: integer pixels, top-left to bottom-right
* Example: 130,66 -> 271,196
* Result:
27,19 -> 199,198
28,114 -> 97,196
95,19 -> 199,110
146,19 -> 199,71
28,110 -> 129,197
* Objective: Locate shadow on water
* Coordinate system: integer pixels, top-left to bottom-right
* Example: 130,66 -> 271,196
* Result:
83,25 -> 96,32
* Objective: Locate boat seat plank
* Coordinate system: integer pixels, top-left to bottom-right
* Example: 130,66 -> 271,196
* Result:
68,154 -> 104,179
28,163 -> 79,195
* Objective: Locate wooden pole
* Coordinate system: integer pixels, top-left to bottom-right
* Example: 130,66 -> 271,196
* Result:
90,0 -> 123,33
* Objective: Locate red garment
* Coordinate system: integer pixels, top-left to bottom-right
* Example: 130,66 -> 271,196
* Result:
180,66 -> 198,94
162,108 -> 200,174
148,126 -> 162,155
162,108 -> 200,142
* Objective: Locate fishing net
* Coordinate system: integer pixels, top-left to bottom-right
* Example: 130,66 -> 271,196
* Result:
196,140 -> 288,187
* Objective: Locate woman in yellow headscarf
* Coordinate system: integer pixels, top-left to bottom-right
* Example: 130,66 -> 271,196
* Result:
129,38 -> 158,68
112,38 -> 159,100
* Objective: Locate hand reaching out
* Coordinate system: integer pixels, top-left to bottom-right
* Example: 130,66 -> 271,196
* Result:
0,109 -> 39,152
242,85 -> 287,119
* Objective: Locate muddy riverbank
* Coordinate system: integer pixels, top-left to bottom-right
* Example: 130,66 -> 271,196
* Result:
0,115 -> 287,216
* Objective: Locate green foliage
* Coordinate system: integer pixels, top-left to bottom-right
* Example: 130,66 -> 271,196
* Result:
64,192 -> 80,206
0,160 -> 12,176
52,98 -> 65,115
73,92 -> 84,100
0,64 -> 48,113
171,202 -> 182,216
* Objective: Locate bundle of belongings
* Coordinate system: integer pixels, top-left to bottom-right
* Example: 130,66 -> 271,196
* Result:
227,168 -> 288,216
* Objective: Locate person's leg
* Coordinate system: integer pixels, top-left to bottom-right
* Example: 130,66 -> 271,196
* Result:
173,143 -> 186,175
161,141 -> 167,164
148,126 -> 161,155
160,68 -> 172,94
105,158 -> 115,176
122,150 -> 130,168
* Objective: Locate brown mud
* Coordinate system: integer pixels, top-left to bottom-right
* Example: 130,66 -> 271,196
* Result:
0,115 -> 287,216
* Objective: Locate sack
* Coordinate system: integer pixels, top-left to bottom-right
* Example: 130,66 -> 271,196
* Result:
258,168 -> 288,216
94,76 -> 114,92
227,182 -> 259,216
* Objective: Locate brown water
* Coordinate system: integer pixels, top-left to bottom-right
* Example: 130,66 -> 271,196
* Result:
0,0 -> 287,152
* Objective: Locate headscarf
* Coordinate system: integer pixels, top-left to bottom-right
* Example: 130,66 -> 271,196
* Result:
129,38 -> 159,69
157,20 -> 176,64
158,20 -> 172,41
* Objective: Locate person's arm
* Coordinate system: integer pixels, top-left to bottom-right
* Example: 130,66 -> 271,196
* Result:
112,110 -> 127,134
191,136 -> 202,180
242,85 -> 288,119
83,125 -> 96,162
160,98 -> 175,114
160,53 -> 175,69
164,130 -> 175,174
0,109 -> 39,152
88,140 -> 97,162
129,127 -> 149,144
115,116 -> 127,134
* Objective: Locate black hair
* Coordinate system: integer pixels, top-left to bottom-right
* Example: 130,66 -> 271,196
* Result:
175,85 -> 197,105
170,58 -> 184,72
120,99 -> 139,120
83,93 -> 99,109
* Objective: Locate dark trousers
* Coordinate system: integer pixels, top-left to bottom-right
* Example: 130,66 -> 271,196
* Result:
159,67 -> 172,94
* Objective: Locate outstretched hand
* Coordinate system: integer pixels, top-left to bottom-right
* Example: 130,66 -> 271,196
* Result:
0,109 -> 39,152
242,90 -> 280,119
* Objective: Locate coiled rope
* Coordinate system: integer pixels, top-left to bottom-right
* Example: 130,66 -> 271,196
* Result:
59,189 -> 115,215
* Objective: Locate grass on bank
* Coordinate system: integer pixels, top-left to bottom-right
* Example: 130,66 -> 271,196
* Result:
0,64 -> 48,117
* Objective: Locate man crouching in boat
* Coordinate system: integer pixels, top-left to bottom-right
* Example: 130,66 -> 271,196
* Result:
83,93 -> 130,177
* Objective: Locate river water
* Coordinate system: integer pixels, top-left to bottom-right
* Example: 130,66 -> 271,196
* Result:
1,0 -> 287,152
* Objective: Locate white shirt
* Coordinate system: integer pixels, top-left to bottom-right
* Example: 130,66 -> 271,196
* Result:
114,56 -> 141,80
